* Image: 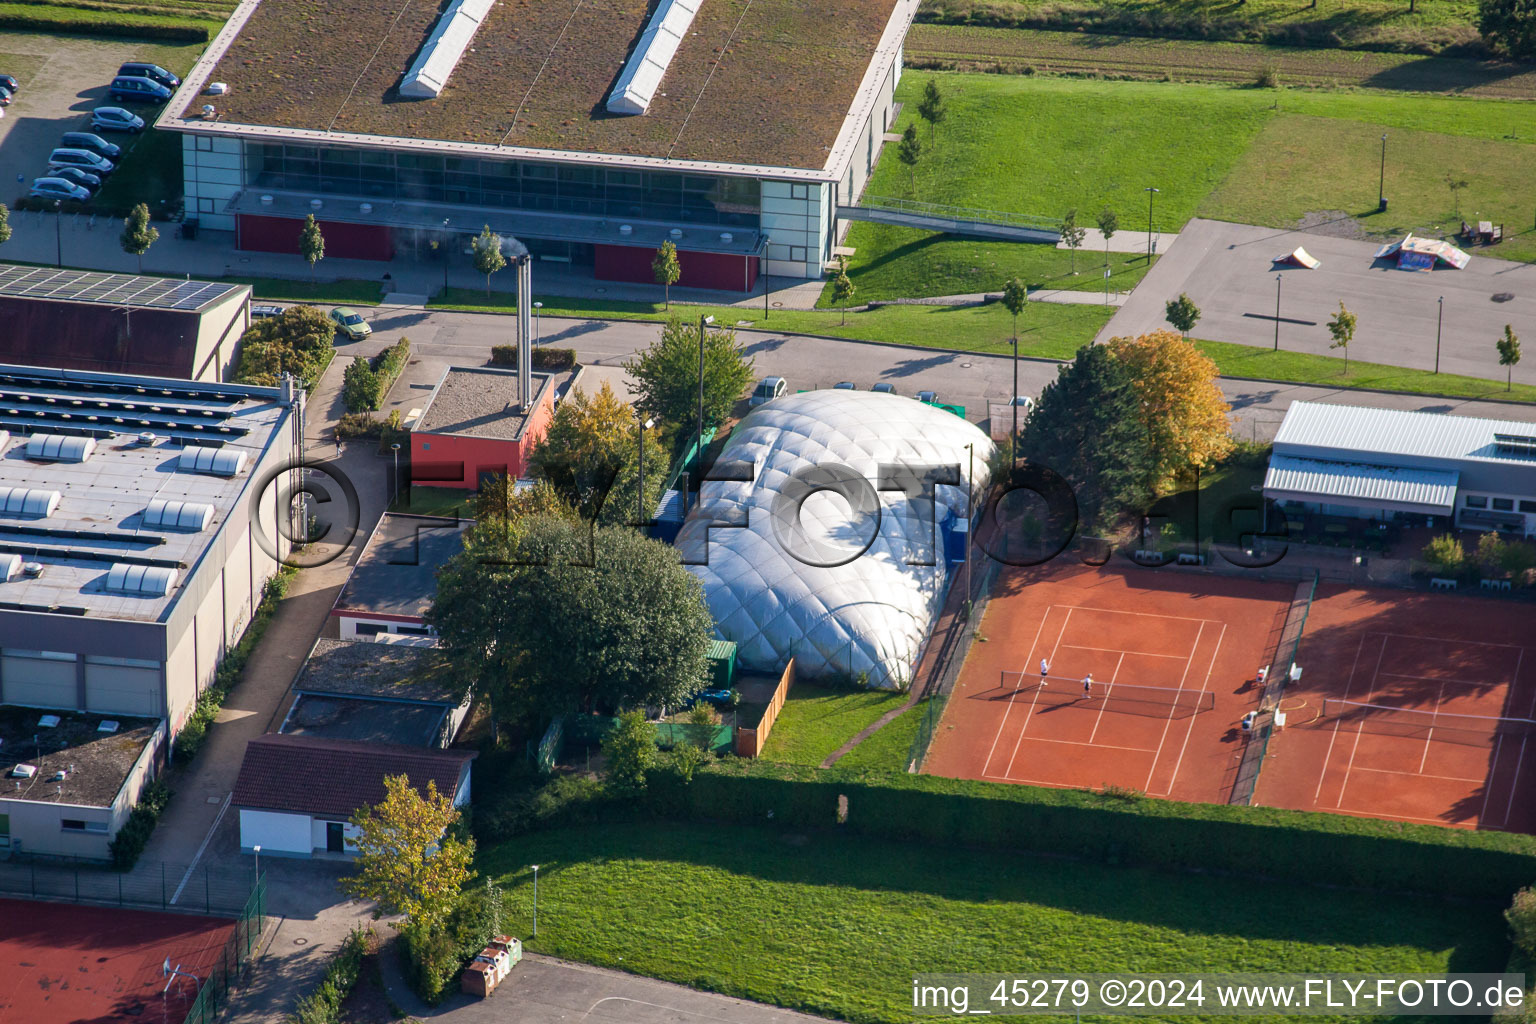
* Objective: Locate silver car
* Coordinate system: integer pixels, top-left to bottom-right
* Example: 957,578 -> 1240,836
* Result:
749,376 -> 787,407
46,148 -> 115,176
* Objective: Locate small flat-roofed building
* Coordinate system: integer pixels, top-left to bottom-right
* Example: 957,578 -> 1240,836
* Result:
0,364 -> 303,736
157,0 -> 915,289
0,266 -> 252,382
1264,401 -> 1536,535
411,367 -> 553,490
233,734 -> 474,857
331,513 -> 468,639
279,639 -> 468,748
0,706 -> 162,858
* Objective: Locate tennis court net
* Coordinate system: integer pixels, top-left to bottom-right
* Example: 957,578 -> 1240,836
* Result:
1006,672 -> 1216,713
1323,698 -> 1536,743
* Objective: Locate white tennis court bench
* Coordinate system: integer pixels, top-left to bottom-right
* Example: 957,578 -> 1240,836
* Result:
1176,553 -> 1204,566
1431,577 -> 1457,591
1479,578 -> 1512,592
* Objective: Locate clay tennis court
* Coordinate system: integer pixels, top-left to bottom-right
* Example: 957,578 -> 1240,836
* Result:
0,898 -> 234,1024
1252,586 -> 1536,833
925,563 -> 1293,801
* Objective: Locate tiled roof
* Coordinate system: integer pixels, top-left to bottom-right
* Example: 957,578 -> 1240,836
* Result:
231,734 -> 474,819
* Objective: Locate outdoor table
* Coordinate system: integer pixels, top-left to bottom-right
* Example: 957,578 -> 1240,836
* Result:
1479,221 -> 1493,240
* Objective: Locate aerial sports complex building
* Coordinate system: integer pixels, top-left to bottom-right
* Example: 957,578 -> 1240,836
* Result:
158,0 -> 916,290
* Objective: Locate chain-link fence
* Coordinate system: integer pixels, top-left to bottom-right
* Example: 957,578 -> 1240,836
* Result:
0,857 -> 262,916
183,874 -> 266,1024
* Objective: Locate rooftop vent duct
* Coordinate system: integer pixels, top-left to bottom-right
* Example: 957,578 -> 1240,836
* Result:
26,433 -> 95,463
105,563 -> 178,597
0,553 -> 20,582
98,720 -> 119,733
178,446 -> 246,477
0,429 -> 9,450
143,498 -> 215,532
0,486 -> 62,519
399,0 -> 496,99
606,0 -> 701,116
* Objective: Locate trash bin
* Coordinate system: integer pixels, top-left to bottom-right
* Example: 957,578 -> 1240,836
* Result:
1378,198 -> 1388,213
181,218 -> 198,240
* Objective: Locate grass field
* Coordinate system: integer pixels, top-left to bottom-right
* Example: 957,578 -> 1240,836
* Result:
0,0 -> 227,38
1194,338 -> 1536,401
906,25 -> 1536,98
834,706 -> 922,771
481,822 -> 1507,1024
229,277 -> 385,305
758,684 -> 908,766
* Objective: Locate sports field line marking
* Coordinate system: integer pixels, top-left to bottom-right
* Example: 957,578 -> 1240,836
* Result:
1503,734 -> 1528,830
1336,635 -> 1387,810
1419,680 -> 1446,775
170,792 -> 230,906
1003,735 -> 1160,755
1056,642 -> 1190,660
1086,651 -> 1128,745
1330,804 -> 1472,827
1518,649 -> 1533,720
1314,632 -> 1373,805
1364,630 -> 1525,652
1055,604 -> 1220,628
1162,622 -> 1224,799
1374,670 -> 1522,692
1145,620 -> 1205,795
982,604 -> 1056,777
1001,606 -> 1075,780
1349,765 -> 1485,785
1480,734 -> 1506,826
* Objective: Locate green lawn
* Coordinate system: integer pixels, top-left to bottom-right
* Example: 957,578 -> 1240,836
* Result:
481,822 -> 1507,1024
390,485 -> 475,519
226,277 -> 386,306
758,684 -> 908,767
834,705 -> 922,771
93,126 -> 184,215
1195,339 -> 1536,402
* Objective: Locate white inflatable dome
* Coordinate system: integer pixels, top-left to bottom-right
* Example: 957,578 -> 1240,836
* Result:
681,389 -> 995,690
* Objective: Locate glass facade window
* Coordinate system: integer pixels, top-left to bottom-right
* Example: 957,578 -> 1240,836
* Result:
248,143 -> 761,228
1493,498 -> 1514,511
1465,495 -> 1488,509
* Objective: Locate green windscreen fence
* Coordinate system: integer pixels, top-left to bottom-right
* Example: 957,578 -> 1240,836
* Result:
182,873 -> 265,1024
1229,570 -> 1319,805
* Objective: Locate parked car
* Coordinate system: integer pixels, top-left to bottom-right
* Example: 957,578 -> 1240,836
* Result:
108,76 -> 172,104
328,306 -> 372,340
250,304 -> 285,320
0,74 -> 19,94
916,390 -> 938,404
749,376 -> 787,407
117,62 -> 180,91
29,177 -> 90,202
46,148 -> 115,177
51,167 -> 102,193
871,382 -> 897,395
91,107 -> 145,133
833,381 -> 856,390
0,87 -> 11,107
60,132 -> 120,161
1010,395 -> 1036,411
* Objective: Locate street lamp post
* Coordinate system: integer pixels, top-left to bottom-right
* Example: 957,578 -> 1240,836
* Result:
1378,134 -> 1388,211
1435,296 -> 1444,374
441,218 -> 450,291
1144,187 -> 1160,262
253,845 -> 261,884
530,864 -> 540,938
964,442 -> 974,619
1273,274 -> 1282,352
53,200 -> 62,267
698,314 -> 714,457
1010,335 -> 1019,465
533,301 -> 542,345
390,442 -> 402,507
637,415 -> 655,525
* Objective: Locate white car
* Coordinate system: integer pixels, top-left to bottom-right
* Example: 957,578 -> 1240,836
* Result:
30,177 -> 90,202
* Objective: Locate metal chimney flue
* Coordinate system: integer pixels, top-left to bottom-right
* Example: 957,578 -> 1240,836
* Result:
516,254 -> 533,406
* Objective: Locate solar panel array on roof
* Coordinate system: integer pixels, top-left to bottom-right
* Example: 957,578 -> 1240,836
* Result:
0,369 -> 241,406
0,486 -> 61,518
25,433 -> 94,462
0,265 -> 242,311
1495,434 -> 1536,458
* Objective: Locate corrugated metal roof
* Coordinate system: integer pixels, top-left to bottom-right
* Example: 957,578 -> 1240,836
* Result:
1264,455 -> 1459,511
1274,401 -> 1536,468
706,639 -> 737,661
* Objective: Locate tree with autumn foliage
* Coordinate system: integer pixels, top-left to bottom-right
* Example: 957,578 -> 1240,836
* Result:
527,380 -> 668,524
1103,330 -> 1234,485
343,774 -> 474,931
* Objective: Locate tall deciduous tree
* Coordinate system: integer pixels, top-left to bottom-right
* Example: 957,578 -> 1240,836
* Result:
342,775 -> 474,932
897,124 -> 922,192
1479,0 -> 1536,60
299,214 -> 325,284
1164,293 -> 1201,338
652,240 -> 680,310
624,315 -> 754,436
471,225 -> 506,296
1103,330 -> 1234,484
233,304 -> 336,386
1016,344 -> 1156,531
1096,208 -> 1118,273
429,515 -> 714,725
1002,277 -> 1027,341
603,710 -> 656,793
917,78 -> 946,140
1060,208 -> 1085,275
527,381 -> 668,524
1498,324 -> 1522,390
831,254 -> 856,325
1327,302 -> 1358,372
120,203 -> 159,274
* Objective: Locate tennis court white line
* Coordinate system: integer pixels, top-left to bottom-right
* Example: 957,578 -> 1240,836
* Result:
1054,605 -> 1222,628
1376,670 -> 1521,691
1146,620 -> 1206,795
1056,643 -> 1191,660
1163,622 -> 1225,799
1007,734 -> 1160,755
981,603 -> 1055,775
999,607 -> 1074,780
1480,734 -> 1506,826
1503,734 -> 1528,829
1331,804 -> 1471,827
1365,630 -> 1526,652
1418,681 -> 1446,774
1087,651 -> 1128,745
1519,649 -> 1533,720
1349,765 -> 1486,785
1335,635 -> 1387,810
1313,633 -> 1372,805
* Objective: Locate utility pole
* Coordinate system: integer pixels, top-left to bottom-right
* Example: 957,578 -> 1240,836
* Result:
1435,296 -> 1443,374
1273,274 -> 1282,351
1144,187 -> 1159,262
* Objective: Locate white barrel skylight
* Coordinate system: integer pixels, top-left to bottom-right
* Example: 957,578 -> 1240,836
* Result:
399,0 -> 496,99
606,0 -> 702,116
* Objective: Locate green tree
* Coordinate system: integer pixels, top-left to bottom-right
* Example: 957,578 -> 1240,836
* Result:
623,315 -> 755,437
342,775 -> 474,932
472,474 -> 576,527
1479,0 -> 1536,59
1508,886 -> 1536,959
1060,208 -> 1085,275
233,304 -> 336,386
342,354 -> 381,412
1016,343 -> 1156,531
119,202 -> 159,274
470,224 -> 506,296
603,710 -> 656,793
1327,302 -> 1358,372
527,381 -> 668,524
897,123 -> 922,192
1164,293 -> 1201,338
684,701 -> 721,752
299,213 -> 325,284
1096,208 -> 1118,274
917,78 -> 946,140
653,240 -> 681,310
1002,277 -> 1027,342
1104,330 -> 1234,482
831,254 -> 856,325
429,516 -> 714,727
1421,534 -> 1466,577
0,203 -> 12,248
1497,324 -> 1521,391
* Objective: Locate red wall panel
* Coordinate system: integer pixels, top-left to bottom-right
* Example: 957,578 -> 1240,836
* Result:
236,215 -> 395,261
410,384 -> 556,489
594,244 -> 757,293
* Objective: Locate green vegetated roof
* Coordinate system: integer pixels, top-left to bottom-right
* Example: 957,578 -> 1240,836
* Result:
206,0 -> 899,169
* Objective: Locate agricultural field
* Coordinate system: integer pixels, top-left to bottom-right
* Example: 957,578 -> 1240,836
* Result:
907,25 -> 1536,97
482,821 -> 1509,1024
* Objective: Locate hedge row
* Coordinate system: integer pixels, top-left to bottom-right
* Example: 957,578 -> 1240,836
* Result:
107,779 -> 171,870
489,345 -> 576,371
641,761 -> 1536,901
342,338 -> 410,412
289,927 -> 369,1024
0,7 -> 211,39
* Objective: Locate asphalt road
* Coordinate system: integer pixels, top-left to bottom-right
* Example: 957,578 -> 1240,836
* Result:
343,305 -> 1536,443
1098,219 -> 1536,385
